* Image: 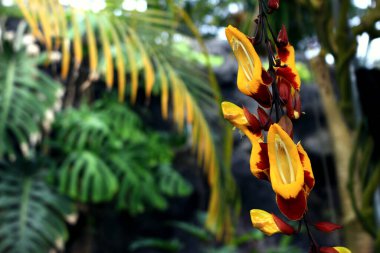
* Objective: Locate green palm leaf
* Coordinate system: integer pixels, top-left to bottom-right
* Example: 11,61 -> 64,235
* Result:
0,22 -> 60,159
0,162 -> 72,253
12,0 -> 236,239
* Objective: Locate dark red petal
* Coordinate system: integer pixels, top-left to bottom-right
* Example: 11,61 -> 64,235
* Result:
272,213 -> 295,235
304,170 -> 315,192
277,24 -> 288,48
276,190 -> 307,221
257,143 -> 270,172
261,68 -> 273,85
250,85 -> 273,108
257,107 -> 272,131
320,247 -> 339,253
286,94 -> 295,119
243,106 -> 261,133
277,67 -> 297,90
277,78 -> 290,104
278,115 -> 293,139
314,222 -> 343,233
294,91 -> 301,114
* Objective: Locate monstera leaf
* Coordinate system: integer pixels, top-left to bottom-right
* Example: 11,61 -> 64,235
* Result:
0,162 -> 72,253
59,150 -> 119,203
53,101 -> 192,212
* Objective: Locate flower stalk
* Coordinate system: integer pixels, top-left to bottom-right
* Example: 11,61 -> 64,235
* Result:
222,0 -> 351,251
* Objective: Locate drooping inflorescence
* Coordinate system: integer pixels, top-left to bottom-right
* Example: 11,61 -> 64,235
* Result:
221,1 -> 351,252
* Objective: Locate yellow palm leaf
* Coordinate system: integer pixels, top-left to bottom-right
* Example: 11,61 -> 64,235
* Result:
35,0 -> 52,52
126,27 -> 155,102
71,10 -> 83,69
109,21 -> 126,102
15,0 -> 42,40
61,39 -> 70,80
85,15 -> 98,78
156,62 -> 169,119
98,18 -> 114,89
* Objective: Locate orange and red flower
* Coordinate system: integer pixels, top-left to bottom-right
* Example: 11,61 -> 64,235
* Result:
225,25 -> 273,108
250,209 -> 294,236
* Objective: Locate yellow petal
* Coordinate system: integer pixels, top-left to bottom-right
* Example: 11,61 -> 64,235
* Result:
250,209 -> 281,236
221,101 -> 261,142
221,101 -> 248,126
333,247 -> 351,253
268,124 -> 304,199
297,142 -> 315,194
225,25 -> 263,96
277,44 -> 301,91
250,140 -> 269,181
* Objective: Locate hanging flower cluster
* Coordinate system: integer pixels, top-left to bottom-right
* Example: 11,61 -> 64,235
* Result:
221,1 -> 350,252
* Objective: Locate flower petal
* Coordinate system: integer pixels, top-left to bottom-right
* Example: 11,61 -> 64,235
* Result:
225,25 -> 263,93
276,44 -> 301,91
297,142 -> 315,194
250,209 -> 281,236
320,247 -> 351,253
268,124 -> 304,199
221,101 -> 262,141
314,222 -> 343,233
250,141 -> 270,180
250,84 -> 273,108
271,213 -> 295,235
225,25 -> 272,108
257,107 -> 272,131
276,190 -> 307,220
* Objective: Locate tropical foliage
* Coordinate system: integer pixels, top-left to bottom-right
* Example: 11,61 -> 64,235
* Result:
52,100 -> 193,213
0,0 -> 238,251
11,0 -> 237,239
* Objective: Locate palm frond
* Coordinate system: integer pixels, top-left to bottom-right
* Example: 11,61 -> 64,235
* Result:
13,0 -> 236,239
0,162 -> 73,253
0,24 -> 60,159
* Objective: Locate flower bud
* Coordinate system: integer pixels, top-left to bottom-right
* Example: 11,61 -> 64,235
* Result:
278,115 -> 293,139
278,79 -> 290,104
250,209 -> 295,236
314,222 -> 343,233
268,0 -> 280,10
277,24 -> 288,47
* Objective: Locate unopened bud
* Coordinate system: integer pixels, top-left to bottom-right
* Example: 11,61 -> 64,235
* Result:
278,79 -> 290,104
278,115 -> 293,138
268,0 -> 280,10
277,24 -> 288,47
286,91 -> 301,119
